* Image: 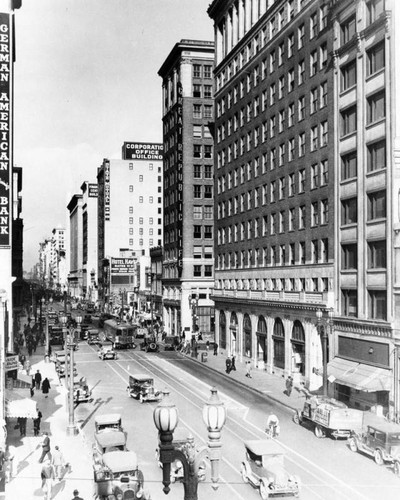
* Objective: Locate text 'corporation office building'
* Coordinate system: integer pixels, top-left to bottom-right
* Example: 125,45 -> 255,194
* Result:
207,0 -> 400,418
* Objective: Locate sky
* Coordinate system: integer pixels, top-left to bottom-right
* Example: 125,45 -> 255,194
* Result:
14,0 -> 213,271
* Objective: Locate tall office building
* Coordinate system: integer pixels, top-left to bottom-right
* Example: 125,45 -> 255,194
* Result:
97,144 -> 163,308
208,0 -> 400,417
159,39 -> 215,339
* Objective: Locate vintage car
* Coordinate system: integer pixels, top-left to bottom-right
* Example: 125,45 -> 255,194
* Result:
94,413 -> 123,433
128,374 -> 162,403
98,343 -> 117,360
73,377 -> 92,404
87,328 -> 100,345
93,430 -> 127,463
93,450 -> 151,499
140,335 -> 159,353
293,396 -> 363,439
55,355 -> 77,378
348,416 -> 400,474
163,336 -> 180,351
241,440 -> 300,499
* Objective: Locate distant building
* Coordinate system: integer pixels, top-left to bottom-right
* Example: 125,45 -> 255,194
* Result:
67,194 -> 83,298
158,39 -> 215,339
97,145 -> 163,308
51,227 -> 66,292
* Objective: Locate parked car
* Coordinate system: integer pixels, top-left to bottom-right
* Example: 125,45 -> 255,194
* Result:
140,335 -> 159,353
241,440 -> 300,499
293,396 -> 363,439
55,356 -> 77,378
98,343 -> 117,360
348,416 -> 400,474
163,336 -> 179,351
73,376 -> 92,404
128,374 -> 162,403
94,413 -> 124,433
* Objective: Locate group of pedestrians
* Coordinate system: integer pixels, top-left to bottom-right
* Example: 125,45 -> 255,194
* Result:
225,355 -> 236,374
30,369 -> 51,398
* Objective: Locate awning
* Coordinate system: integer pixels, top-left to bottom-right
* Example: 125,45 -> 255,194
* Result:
5,389 -> 38,418
327,358 -> 392,392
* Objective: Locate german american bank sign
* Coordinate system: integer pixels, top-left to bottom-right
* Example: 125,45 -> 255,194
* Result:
0,13 -> 10,247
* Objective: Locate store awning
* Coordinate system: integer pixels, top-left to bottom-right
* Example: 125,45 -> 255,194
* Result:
5,389 -> 38,418
327,358 -> 392,392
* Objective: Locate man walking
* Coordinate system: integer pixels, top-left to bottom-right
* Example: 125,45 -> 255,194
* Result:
245,360 -> 252,378
72,489 -> 84,500
35,370 -> 42,390
41,459 -> 55,500
38,432 -> 51,463
52,445 -> 65,481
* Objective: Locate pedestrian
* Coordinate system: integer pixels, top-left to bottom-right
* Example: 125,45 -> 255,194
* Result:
33,409 -> 43,436
51,445 -> 65,481
40,459 -> 55,500
5,444 -> 16,481
231,355 -> 236,371
245,360 -> 252,378
38,432 -> 51,463
285,375 -> 293,397
197,331 -> 203,341
18,417 -> 27,437
42,377 -> 51,398
25,359 -> 31,376
35,370 -> 42,390
72,489 -> 84,500
206,340 -> 210,351
225,356 -> 232,374
213,342 -> 218,356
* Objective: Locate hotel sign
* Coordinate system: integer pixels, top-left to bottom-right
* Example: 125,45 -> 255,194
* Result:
176,81 -> 183,277
111,258 -> 135,275
122,142 -> 163,161
104,161 -> 110,221
0,14 -> 11,247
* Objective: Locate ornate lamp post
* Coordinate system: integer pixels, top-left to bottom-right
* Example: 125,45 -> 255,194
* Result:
60,314 -> 82,435
153,387 -> 226,500
316,308 -> 333,397
41,296 -> 53,358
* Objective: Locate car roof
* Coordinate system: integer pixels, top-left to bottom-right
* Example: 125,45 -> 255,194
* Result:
95,430 -> 126,448
95,413 -> 121,425
129,374 -> 153,382
244,439 -> 286,456
364,414 -> 400,433
88,329 -> 99,334
102,451 -> 137,472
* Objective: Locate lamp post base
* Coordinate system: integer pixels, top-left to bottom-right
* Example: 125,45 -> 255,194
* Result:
66,424 -> 79,436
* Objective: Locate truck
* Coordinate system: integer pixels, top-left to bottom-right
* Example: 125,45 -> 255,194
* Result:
293,396 -> 363,439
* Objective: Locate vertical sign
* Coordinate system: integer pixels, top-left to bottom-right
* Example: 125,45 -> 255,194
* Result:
176,81 -> 183,277
104,160 -> 110,221
0,14 -> 10,246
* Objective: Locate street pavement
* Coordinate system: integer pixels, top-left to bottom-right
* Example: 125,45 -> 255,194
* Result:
4,338 -> 309,500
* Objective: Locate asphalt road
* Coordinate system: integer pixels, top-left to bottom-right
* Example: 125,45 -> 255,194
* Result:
51,314 -> 400,500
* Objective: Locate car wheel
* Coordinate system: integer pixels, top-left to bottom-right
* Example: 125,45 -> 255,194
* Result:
259,480 -> 270,500
374,449 -> 384,466
240,463 -> 249,483
314,425 -> 326,439
293,411 -> 302,425
349,438 -> 358,452
150,343 -> 157,351
393,461 -> 400,476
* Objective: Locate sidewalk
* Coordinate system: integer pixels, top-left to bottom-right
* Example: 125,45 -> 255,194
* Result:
5,344 -> 93,500
181,347 -> 310,413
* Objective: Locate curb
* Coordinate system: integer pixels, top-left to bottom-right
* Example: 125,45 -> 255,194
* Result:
177,352 -> 300,414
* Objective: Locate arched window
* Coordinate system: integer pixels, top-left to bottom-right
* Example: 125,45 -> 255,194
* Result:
219,311 -> 226,349
256,316 -> 267,364
243,314 -> 252,357
273,318 -> 285,369
291,320 -> 305,376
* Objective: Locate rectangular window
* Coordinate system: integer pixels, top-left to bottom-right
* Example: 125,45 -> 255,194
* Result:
204,85 -> 212,98
279,76 -> 285,99
288,33 -> 294,57
320,121 -> 328,147
311,126 -> 318,151
321,160 -> 328,186
341,60 -> 356,91
204,185 -> 213,198
204,105 -> 212,118
298,169 -> 305,193
311,163 -> 319,189
342,244 -> 357,269
368,290 -> 386,320
193,64 -> 201,78
194,185 -> 201,198
288,69 -> 295,92
288,173 -> 295,196
311,202 -> 319,226
193,145 -> 202,158
193,206 -> 202,219
193,125 -> 202,138
310,50 -> 318,76
288,103 -> 295,126
310,12 -> 318,39
299,205 -> 305,229
299,241 -> 305,263
298,96 -> 305,121
299,133 -> 306,157
320,81 -> 327,108
194,165 -> 201,178
320,43 -> 327,68
279,211 -> 285,233
367,41 -> 385,75
341,106 -> 357,136
341,15 -> 356,45
204,65 -> 212,78
368,240 -> 386,268
341,151 -> 357,180
193,225 -> 201,238
288,138 -> 295,161
310,87 -> 318,114
367,91 -> 385,124
341,197 -> 358,225
193,84 -> 201,97
298,60 -> 305,84
204,165 -> 212,178
367,0 -> 385,25
367,190 -> 386,220
298,24 -> 305,49
342,289 -> 357,317
204,265 -> 212,277
204,145 -> 212,158
193,265 -> 202,277
367,140 -> 386,172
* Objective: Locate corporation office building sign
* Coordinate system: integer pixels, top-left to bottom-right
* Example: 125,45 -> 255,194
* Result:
122,142 -> 163,161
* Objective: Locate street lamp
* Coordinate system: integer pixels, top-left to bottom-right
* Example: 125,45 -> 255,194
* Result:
60,314 -> 82,435
153,387 -> 226,500
316,308 -> 333,397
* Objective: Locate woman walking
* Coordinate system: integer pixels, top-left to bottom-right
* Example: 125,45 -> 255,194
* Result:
42,378 -> 51,398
